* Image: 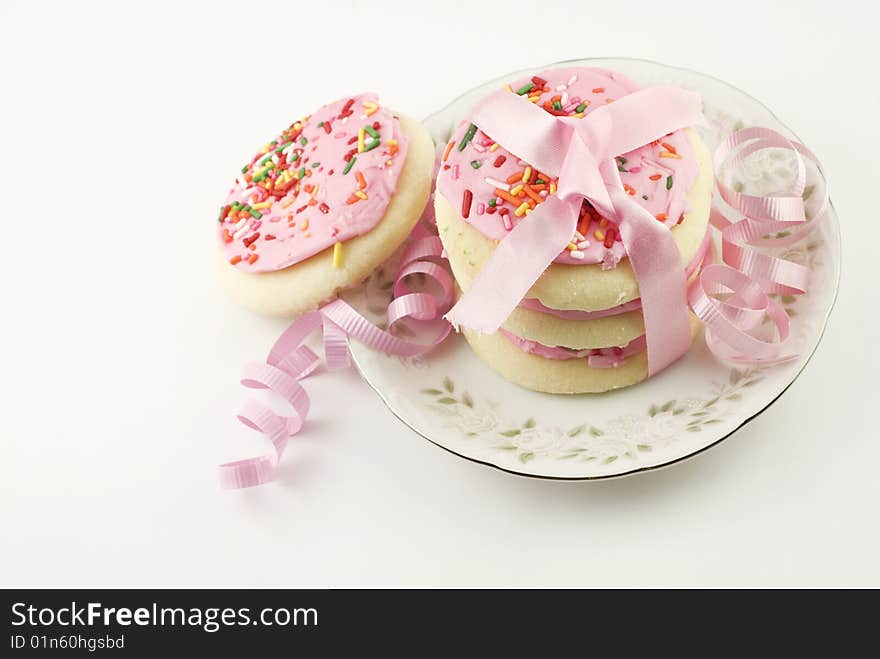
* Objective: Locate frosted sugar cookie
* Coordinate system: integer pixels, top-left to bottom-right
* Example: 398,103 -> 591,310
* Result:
215,94 -> 434,317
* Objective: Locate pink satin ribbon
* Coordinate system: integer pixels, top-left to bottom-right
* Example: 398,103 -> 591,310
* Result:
444,87 -> 704,376
219,225 -> 454,489
687,127 -> 828,363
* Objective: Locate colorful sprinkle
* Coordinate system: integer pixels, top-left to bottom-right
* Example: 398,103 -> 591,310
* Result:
443,140 -> 456,162
603,228 -> 616,248
461,189 -> 473,219
484,176 -> 509,190
458,123 -> 477,151
522,185 -> 542,204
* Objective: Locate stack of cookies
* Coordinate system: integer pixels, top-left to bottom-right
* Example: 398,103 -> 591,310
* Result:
435,67 -> 713,393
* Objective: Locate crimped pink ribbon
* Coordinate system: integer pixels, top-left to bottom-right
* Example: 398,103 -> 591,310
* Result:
219,226 -> 453,489
445,87 -> 704,375
688,127 -> 827,363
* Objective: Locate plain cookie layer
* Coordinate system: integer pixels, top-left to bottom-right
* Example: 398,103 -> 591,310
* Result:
216,115 -> 434,317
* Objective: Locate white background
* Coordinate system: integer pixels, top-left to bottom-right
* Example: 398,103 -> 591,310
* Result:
1,0 -> 877,587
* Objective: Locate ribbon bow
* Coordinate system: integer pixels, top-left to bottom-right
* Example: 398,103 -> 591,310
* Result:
445,86 -> 705,375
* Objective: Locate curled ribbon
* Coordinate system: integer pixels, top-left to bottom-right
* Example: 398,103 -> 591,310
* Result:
444,87 -> 705,375
688,127 -> 828,363
218,224 -> 454,489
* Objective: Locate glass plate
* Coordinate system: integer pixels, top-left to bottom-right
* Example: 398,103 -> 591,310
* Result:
345,57 -> 840,480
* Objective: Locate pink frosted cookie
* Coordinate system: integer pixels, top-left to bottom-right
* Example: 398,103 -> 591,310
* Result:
434,67 -> 714,393
215,93 -> 434,317
437,68 -> 699,267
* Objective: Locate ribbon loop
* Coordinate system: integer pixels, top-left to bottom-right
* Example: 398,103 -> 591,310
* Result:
689,264 -> 793,364
471,90 -> 573,175
566,86 -> 703,157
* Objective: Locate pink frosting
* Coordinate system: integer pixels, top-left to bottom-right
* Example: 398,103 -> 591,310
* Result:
216,93 -> 409,273
499,328 -> 647,369
436,67 -> 698,267
519,227 -> 713,319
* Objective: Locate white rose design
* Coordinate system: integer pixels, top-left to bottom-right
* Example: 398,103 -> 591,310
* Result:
515,427 -> 567,456
449,407 -> 500,436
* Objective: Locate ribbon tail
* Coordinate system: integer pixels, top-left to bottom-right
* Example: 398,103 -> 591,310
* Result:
445,196 -> 578,333
612,189 -> 691,376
